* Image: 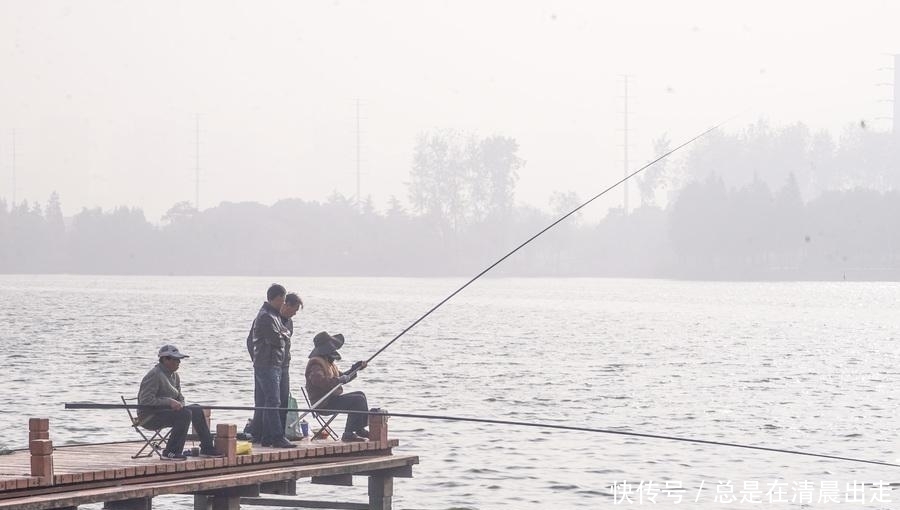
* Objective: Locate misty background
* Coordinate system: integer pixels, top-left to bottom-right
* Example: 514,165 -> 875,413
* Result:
2,121 -> 899,279
2,1 -> 899,279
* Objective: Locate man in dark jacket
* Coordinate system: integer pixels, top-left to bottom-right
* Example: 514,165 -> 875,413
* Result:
248,284 -> 296,448
246,287 -> 303,442
305,331 -> 369,442
276,292 -> 302,434
137,345 -> 222,460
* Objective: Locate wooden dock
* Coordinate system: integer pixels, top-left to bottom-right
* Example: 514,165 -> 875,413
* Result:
0,416 -> 418,510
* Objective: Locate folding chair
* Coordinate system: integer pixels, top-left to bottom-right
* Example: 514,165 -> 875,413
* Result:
300,387 -> 339,441
121,395 -> 172,459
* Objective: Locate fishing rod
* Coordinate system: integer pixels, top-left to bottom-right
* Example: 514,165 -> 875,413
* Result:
304,118 -> 735,416
363,120 -> 730,366
65,402 -> 900,469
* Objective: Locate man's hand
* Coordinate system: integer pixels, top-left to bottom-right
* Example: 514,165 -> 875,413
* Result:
169,399 -> 184,411
350,360 -> 367,372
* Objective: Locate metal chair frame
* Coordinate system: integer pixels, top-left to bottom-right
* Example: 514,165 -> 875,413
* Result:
121,395 -> 172,459
300,387 -> 339,441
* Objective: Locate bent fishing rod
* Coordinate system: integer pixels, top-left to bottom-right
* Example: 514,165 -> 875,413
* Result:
65,402 -> 900,469
364,120 -> 729,366
305,117 -> 734,415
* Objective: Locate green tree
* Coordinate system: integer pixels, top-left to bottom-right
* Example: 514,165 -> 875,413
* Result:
162,201 -> 198,225
408,129 -> 469,234
469,135 -> 523,221
408,130 -> 524,233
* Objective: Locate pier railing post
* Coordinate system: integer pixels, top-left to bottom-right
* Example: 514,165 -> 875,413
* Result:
28,418 -> 53,486
29,417 -> 50,442
368,408 -> 389,443
368,474 -> 393,510
215,423 -> 237,464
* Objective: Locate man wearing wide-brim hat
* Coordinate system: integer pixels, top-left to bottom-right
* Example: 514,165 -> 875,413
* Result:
304,332 -> 370,442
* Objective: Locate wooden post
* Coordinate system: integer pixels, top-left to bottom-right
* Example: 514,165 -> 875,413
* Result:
29,439 -> 53,486
259,479 -> 297,495
214,423 -> 237,464
194,494 -> 211,510
29,418 -> 53,487
104,497 -> 152,510
210,494 -> 242,510
29,417 -> 50,442
368,408 -> 389,443
197,486 -> 258,510
368,474 -> 393,510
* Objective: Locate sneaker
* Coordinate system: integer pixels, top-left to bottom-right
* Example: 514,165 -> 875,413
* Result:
199,449 -> 225,458
160,451 -> 187,461
271,439 -> 297,449
355,428 -> 370,439
341,432 -> 368,443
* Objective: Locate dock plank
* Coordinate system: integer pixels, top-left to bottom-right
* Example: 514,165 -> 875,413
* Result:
0,455 -> 418,510
0,436 -> 399,503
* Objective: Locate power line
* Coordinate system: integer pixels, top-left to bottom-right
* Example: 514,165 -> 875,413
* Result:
893,54 -> 899,139
195,114 -> 201,211
11,129 -> 16,206
355,98 -> 361,210
622,75 -> 630,215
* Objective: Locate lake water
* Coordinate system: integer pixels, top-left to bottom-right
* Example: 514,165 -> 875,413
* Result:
1,275 -> 899,509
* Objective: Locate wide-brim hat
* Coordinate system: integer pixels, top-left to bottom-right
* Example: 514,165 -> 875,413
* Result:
309,331 -> 344,359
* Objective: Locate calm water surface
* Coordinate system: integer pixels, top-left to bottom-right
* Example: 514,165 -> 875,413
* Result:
1,275 -> 899,509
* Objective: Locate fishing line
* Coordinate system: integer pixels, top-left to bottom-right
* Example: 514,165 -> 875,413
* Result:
65,402 -> 898,469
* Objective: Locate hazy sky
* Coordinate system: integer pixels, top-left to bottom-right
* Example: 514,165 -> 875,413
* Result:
1,1 -> 898,221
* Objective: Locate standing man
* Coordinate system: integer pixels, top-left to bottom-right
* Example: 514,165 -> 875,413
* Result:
137,344 -> 221,460
249,284 -> 296,448
245,285 -> 284,440
277,292 -> 303,434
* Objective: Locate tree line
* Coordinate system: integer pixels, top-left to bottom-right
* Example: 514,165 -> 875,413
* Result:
1,123 -> 898,279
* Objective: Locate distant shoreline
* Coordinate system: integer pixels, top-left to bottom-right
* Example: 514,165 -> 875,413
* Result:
1,272 -> 898,282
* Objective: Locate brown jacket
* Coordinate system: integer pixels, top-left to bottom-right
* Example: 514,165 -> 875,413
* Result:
305,356 -> 343,404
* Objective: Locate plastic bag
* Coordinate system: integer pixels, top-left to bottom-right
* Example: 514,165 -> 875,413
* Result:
285,394 -> 303,440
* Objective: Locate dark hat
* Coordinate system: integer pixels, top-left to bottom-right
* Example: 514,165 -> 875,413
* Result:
309,331 -> 344,359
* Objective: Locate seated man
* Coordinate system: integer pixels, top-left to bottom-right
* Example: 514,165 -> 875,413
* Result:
137,344 -> 221,460
304,332 -> 369,442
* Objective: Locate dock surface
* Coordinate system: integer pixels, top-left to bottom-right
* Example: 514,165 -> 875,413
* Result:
0,437 -> 416,510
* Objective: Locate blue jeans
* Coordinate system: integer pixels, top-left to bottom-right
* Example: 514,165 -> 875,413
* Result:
254,366 -> 286,444
249,366 -> 289,440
